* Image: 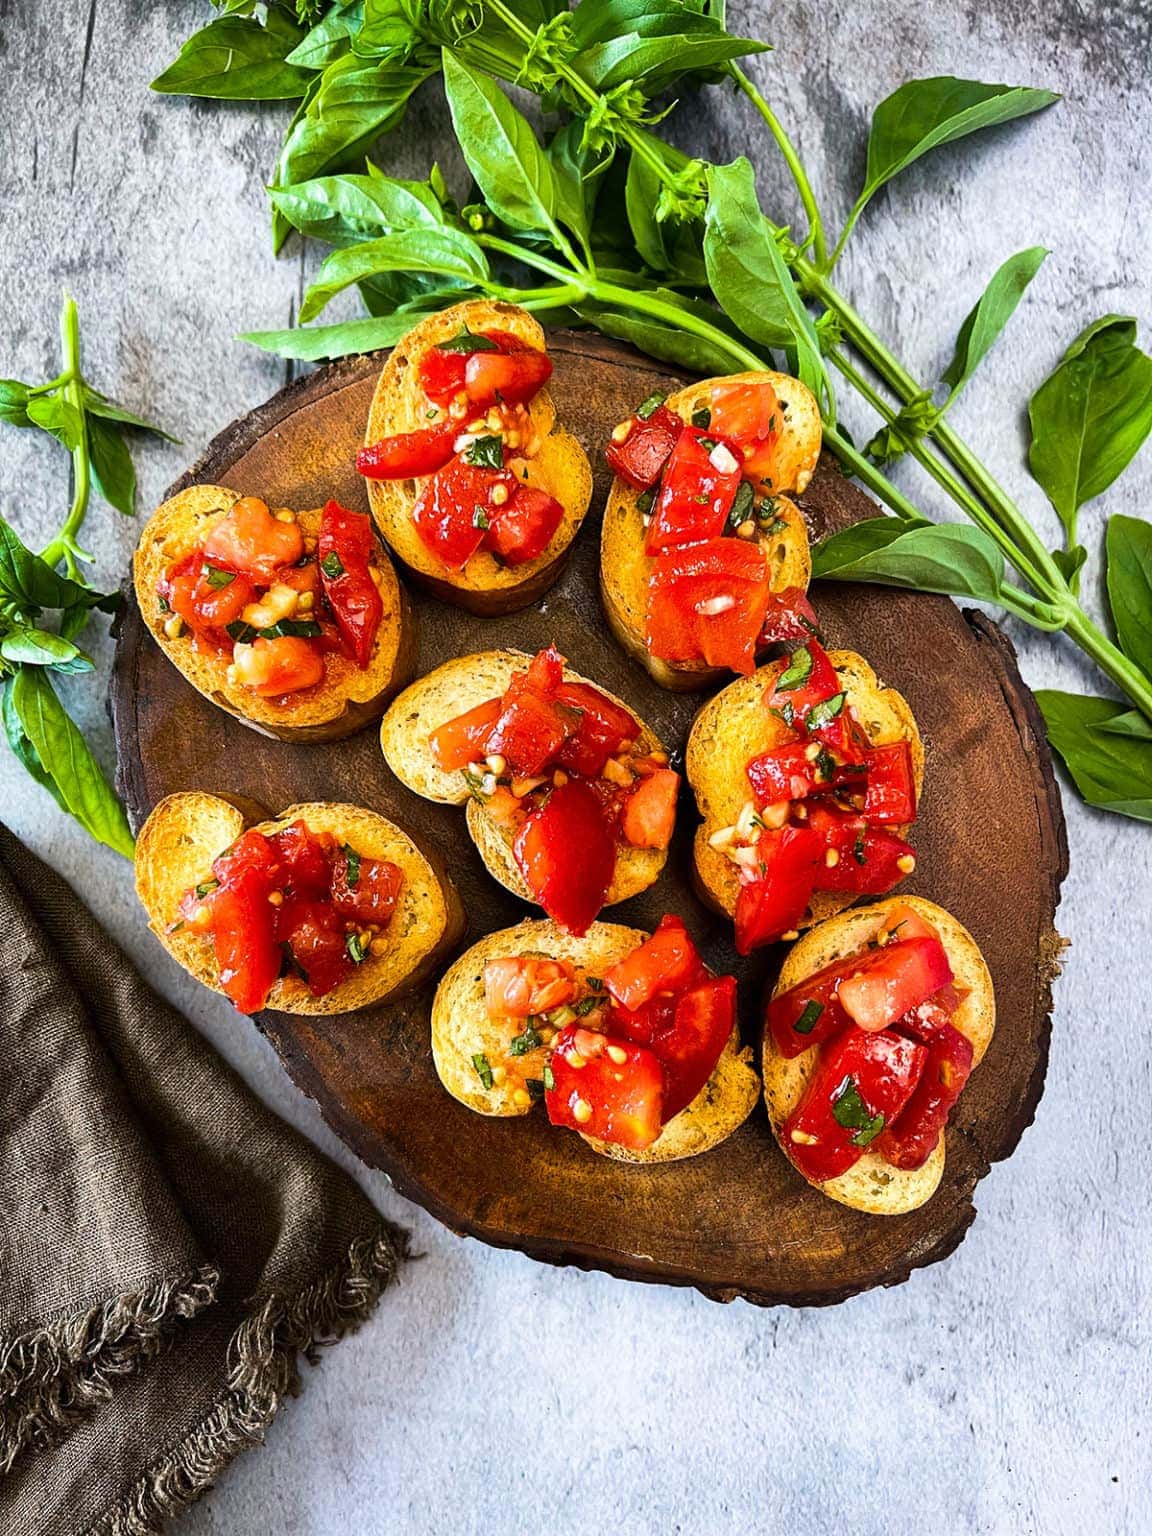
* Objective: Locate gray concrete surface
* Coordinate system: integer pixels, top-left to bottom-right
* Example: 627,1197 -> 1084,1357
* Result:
2,1 -> 1150,1532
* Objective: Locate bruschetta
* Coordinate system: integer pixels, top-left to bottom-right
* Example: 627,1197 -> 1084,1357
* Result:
135,792 -> 463,1015
686,640 -> 924,953
380,646 -> 678,934
357,300 -> 593,614
134,486 -> 414,740
763,896 -> 995,1213
600,371 -> 819,690
432,918 -> 759,1162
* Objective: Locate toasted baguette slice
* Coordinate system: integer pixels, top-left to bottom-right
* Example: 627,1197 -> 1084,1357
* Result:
601,372 -> 818,691
136,792 -> 464,1016
364,300 -> 593,615
381,650 -> 670,908
134,484 -> 415,741
763,897 -> 995,1213
431,920 -> 759,1162
686,650 -> 924,931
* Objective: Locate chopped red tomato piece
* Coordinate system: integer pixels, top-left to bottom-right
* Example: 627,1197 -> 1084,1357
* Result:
733,824 -> 822,954
765,640 -> 842,728
418,329 -> 527,404
276,895 -> 351,998
513,779 -> 615,935
545,1024 -> 664,1149
428,697 -> 502,770
330,849 -> 403,927
861,741 -> 918,825
201,497 -> 305,583
647,538 -> 770,675
553,681 -> 640,776
487,690 -> 576,777
411,456 -> 518,568
484,485 -> 564,566
357,421 -> 459,481
836,936 -> 953,1033
644,428 -> 741,556
465,346 -> 552,408
811,818 -> 915,895
782,1027 -> 927,1184
875,901 -> 940,947
604,915 -> 705,1012
164,552 -> 255,632
876,1021 -> 973,1170
758,587 -> 820,646
708,378 -> 779,447
205,865 -> 280,1014
620,768 -> 679,849
659,976 -> 736,1119
317,500 -> 383,668
746,742 -> 861,806
269,820 -> 332,896
231,635 -> 325,697
605,402 -> 683,489
516,644 -> 564,697
483,955 -> 579,1019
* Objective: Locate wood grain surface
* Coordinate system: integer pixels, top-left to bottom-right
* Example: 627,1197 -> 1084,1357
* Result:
111,332 -> 1067,1306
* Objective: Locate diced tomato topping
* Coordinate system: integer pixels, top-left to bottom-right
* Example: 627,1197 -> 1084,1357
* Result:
317,500 -> 382,668
201,497 -> 304,581
647,538 -> 770,675
645,427 -> 741,556
230,635 -> 325,697
733,824 -> 822,954
605,402 -> 683,490
204,867 -> 280,1014
766,961 -> 856,1059
620,768 -> 679,850
357,420 -> 459,481
604,915 -> 706,1012
411,455 -> 518,568
484,485 -> 564,566
659,976 -> 736,1119
428,697 -> 502,771
765,640 -> 842,728
513,779 -> 615,935
268,820 -> 332,895
164,552 -> 255,632
276,895 -> 351,998
746,742 -> 858,806
518,644 -> 564,697
483,955 -> 579,1019
464,346 -> 552,408
330,849 -> 404,927
553,681 -> 640,776
782,1027 -> 927,1184
861,741 -> 918,825
876,1020 -> 973,1170
708,378 -> 779,449
545,1024 -> 664,1149
487,690 -> 577,777
418,329 -> 528,404
811,820 -> 916,895
759,587 -> 820,646
836,936 -> 953,1033
874,901 -> 941,947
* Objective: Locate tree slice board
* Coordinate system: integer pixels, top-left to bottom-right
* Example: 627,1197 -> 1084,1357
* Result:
111,333 -> 1067,1307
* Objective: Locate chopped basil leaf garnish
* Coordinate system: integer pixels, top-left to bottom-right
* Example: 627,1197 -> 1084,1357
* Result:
203,566 -> 236,589
853,832 -> 867,865
157,593 -> 171,613
509,1022 -> 542,1056
691,406 -> 712,428
636,488 -> 655,516
262,618 -> 323,640
464,434 -> 505,470
769,701 -> 796,729
584,976 -> 603,990
807,692 -> 846,731
194,878 -> 219,898
697,435 -> 717,452
831,1076 -> 885,1146
574,996 -> 600,1016
225,620 -> 256,644
815,747 -> 838,781
728,480 -> 754,527
472,504 -> 491,530
472,1052 -> 494,1089
762,516 -> 789,535
776,646 -> 813,691
526,1077 -> 546,1102
320,551 -> 344,579
436,326 -> 498,354
542,1063 -> 555,1092
343,844 -> 361,887
168,919 -> 185,933
636,391 -> 666,420
794,999 -> 824,1035
346,931 -> 367,964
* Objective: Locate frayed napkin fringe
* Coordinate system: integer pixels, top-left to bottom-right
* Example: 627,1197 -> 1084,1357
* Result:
92,1228 -> 404,1536
0,1268 -> 220,1477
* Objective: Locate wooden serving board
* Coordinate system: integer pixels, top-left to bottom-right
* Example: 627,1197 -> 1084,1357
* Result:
111,333 -> 1067,1307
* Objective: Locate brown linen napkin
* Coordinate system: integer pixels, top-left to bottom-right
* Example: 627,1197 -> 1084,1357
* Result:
0,824 -> 406,1536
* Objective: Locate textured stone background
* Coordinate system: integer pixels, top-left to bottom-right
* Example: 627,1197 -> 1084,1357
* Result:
2,1 -> 1150,1531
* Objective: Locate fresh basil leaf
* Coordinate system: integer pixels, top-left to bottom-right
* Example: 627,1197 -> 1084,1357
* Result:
1092,708 -> 1152,742
26,395 -> 84,452
286,1 -> 363,69
82,387 -> 179,441
0,379 -> 32,428
1036,689 -> 1152,822
0,515 -> 105,612
1028,315 -> 1152,540
87,416 -> 136,517
2,676 -> 67,811
776,646 -> 812,690
151,10 -> 313,100
793,999 -> 823,1036
342,842 -> 361,885
509,1022 -> 542,1056
570,0 -> 731,46
258,618 -> 323,639
547,120 -> 597,258
7,666 -> 135,856
855,77 -> 1059,221
346,930 -> 368,964
464,435 -> 505,470
1105,514 -> 1152,680
443,53 -> 559,240
0,626 -> 93,672
812,516 -> 1008,603
576,293 -> 743,377
356,0 -> 425,57
704,159 -> 827,404
472,1052 -> 494,1090
807,692 -> 845,730
434,327 -> 499,354
831,1077 -> 885,1146
321,550 -> 345,578
299,227 -> 490,322
268,170 -> 443,247
578,31 -> 768,94
240,309 -> 439,359
941,246 -> 1049,400
625,150 -> 670,270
